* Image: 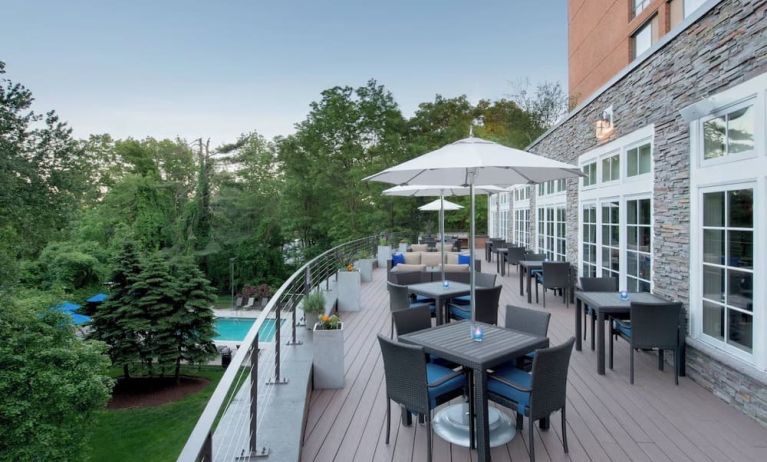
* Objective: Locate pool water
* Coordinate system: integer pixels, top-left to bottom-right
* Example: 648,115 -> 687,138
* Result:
214,318 -> 282,342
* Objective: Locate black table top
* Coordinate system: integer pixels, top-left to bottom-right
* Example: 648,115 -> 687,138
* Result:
576,291 -> 671,314
407,281 -> 471,298
399,321 -> 549,370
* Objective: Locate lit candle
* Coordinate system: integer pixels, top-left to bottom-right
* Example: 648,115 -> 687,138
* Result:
471,324 -> 483,342
619,290 -> 629,301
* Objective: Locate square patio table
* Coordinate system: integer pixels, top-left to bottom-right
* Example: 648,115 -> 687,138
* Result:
408,281 -> 471,325
575,291 -> 687,376
518,260 -> 543,303
399,321 -> 549,462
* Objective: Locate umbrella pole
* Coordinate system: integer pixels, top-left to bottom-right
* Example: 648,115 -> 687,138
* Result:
470,182 -> 476,323
440,195 -> 445,283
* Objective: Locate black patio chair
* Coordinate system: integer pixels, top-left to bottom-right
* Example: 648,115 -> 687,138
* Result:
534,262 -> 571,308
378,334 -> 466,462
523,252 -> 547,261
506,246 -> 526,273
579,277 -> 618,346
488,337 -> 575,462
387,282 -> 434,337
503,304 -> 551,370
451,272 -> 496,306
609,301 -> 683,385
448,285 -> 502,325
391,270 -> 427,286
444,271 -> 471,284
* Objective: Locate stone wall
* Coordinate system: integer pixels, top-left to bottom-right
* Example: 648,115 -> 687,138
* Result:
527,0 -> 767,425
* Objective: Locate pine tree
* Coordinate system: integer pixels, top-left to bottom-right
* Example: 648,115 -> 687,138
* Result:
130,252 -> 179,376
89,240 -> 143,378
169,259 -> 217,382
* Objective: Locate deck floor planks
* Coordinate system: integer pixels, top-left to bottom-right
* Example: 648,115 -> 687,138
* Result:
301,254 -> 767,461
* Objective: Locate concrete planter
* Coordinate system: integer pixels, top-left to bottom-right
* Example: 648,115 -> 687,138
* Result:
355,258 -> 375,283
337,271 -> 361,311
305,312 -> 319,330
312,322 -> 345,389
377,245 -> 392,268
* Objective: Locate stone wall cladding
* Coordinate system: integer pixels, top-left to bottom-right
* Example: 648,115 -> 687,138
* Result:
527,0 -> 767,426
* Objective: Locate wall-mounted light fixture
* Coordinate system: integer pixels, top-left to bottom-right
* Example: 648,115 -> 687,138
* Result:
595,106 -> 614,141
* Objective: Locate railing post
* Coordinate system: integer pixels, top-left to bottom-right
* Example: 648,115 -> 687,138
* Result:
202,431 -> 212,461
287,294 -> 302,346
266,302 -> 288,385
236,335 -> 269,460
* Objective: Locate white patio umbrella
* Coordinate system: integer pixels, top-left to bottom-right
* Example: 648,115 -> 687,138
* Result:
418,198 -> 463,211
368,136 -> 583,322
383,184 -> 505,284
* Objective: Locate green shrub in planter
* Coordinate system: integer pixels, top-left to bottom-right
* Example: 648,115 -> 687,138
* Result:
303,291 -> 325,330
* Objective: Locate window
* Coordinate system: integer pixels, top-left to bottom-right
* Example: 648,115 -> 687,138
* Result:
701,188 -> 754,353
582,204 -> 597,277
626,143 -> 652,176
703,104 -> 755,160
632,20 -> 653,59
602,154 -> 620,182
514,209 -> 530,248
537,205 -> 566,261
633,0 -> 650,17
601,201 -> 620,279
582,162 -> 597,187
538,180 -> 566,196
626,198 -> 652,292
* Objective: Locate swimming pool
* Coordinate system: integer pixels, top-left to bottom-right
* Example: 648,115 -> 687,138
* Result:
213,317 -> 282,342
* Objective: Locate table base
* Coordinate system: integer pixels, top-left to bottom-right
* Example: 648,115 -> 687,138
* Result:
432,403 -> 516,448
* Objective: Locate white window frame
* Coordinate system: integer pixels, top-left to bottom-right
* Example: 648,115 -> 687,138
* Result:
578,125 -> 655,291
511,185 -> 531,249
687,71 -> 767,371
600,151 -> 621,184
632,20 -> 653,60
624,139 -> 654,181
698,97 -> 759,168
581,202 -> 598,277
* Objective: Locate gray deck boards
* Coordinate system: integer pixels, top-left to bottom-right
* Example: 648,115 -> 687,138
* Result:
302,256 -> 767,461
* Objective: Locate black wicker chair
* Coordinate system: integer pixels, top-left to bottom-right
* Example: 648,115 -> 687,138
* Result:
534,262 -> 571,308
579,277 -> 618,346
391,270 -> 427,286
444,271 -> 471,284
488,337 -> 575,462
506,246 -> 526,273
523,252 -> 547,261
451,272 -> 496,306
387,282 -> 434,337
609,301 -> 683,385
503,304 -> 551,371
448,285 -> 502,324
377,334 -> 466,462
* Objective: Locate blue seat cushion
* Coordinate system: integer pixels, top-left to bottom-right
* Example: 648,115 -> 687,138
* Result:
451,295 -> 471,305
410,302 -> 436,314
415,295 -> 435,304
449,304 -> 471,320
392,253 -> 405,266
426,363 -> 465,407
488,366 -> 532,414
458,254 -> 471,265
614,320 -> 632,337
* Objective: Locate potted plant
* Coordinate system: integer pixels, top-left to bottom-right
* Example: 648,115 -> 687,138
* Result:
398,239 -> 409,253
377,237 -> 392,268
337,263 -> 361,311
302,291 -> 325,330
313,314 -> 344,389
257,283 -> 272,308
354,251 -> 375,283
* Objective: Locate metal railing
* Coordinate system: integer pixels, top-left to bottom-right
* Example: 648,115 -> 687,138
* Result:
178,232 -> 411,461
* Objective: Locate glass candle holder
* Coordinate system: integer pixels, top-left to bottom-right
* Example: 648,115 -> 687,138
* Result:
619,290 -> 629,301
471,324 -> 484,342
443,279 -> 450,288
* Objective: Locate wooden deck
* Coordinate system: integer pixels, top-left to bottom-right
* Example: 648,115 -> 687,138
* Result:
301,257 -> 767,462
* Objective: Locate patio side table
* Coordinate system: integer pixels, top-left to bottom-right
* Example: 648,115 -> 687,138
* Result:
518,260 -> 543,303
408,281 -> 471,325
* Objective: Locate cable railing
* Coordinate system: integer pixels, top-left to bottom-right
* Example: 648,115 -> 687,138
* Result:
178,231 -> 412,462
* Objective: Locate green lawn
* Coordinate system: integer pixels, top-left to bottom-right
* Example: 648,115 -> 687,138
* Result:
85,366 -> 225,462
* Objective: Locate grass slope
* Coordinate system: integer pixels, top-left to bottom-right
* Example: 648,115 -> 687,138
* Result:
86,366 -> 224,462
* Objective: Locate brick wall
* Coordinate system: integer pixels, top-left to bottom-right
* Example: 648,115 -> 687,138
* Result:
529,0 -> 767,425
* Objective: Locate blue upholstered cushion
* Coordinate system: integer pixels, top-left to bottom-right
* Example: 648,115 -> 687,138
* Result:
449,304 -> 471,320
410,302 -> 436,314
488,366 -> 532,414
615,320 -> 632,337
426,363 -> 465,407
458,254 -> 471,265
392,253 -> 405,266
415,295 -> 435,304
451,295 -> 471,305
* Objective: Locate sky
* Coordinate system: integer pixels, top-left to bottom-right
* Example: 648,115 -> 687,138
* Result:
1,0 -> 567,145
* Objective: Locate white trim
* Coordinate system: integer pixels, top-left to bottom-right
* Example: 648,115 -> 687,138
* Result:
529,0 -> 724,150
688,71 -> 767,373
